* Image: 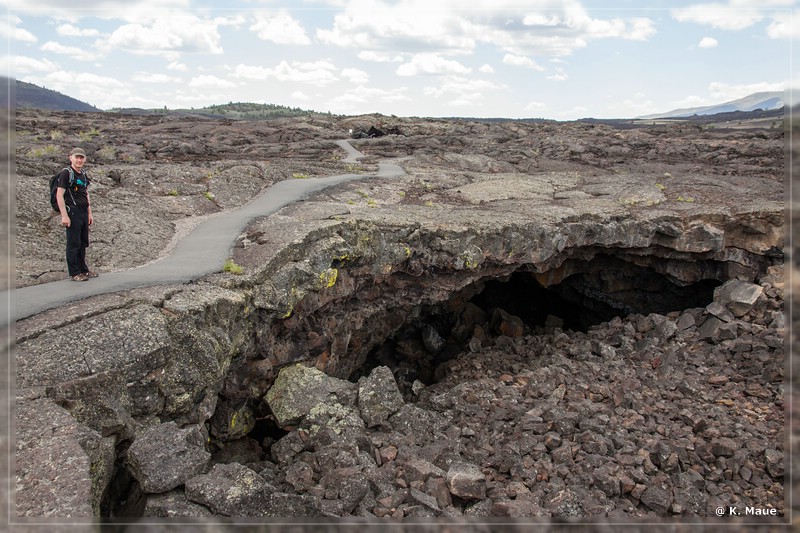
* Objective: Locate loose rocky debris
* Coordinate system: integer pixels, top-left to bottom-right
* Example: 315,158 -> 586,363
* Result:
109,270 -> 783,519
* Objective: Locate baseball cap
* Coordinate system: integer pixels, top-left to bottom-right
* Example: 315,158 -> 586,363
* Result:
70,147 -> 86,157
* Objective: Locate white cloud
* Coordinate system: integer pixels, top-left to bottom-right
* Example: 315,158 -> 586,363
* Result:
250,11 -> 311,45
617,93 -> 657,115
766,12 -> 800,38
524,101 -> 546,112
35,70 -> 127,108
10,55 -> 59,74
357,51 -> 404,63
232,64 -> 271,81
521,4 -> 656,42
14,27 -> 38,43
0,15 -> 37,42
546,67 -> 568,81
291,91 -> 311,101
132,71 -> 181,83
478,64 -> 494,74
317,0 -> 657,63
698,36 -> 719,48
502,54 -> 544,71
423,76 -> 506,102
317,2 -> 476,53
233,60 -> 339,86
672,94 -> 711,108
671,3 -> 763,30
189,75 -> 236,89
104,16 -> 224,59
341,67 -> 369,84
57,23 -> 100,37
396,53 -> 471,76
0,1 -> 193,19
324,85 -> 410,113
708,81 -> 786,100
41,41 -> 99,61
167,61 -> 188,71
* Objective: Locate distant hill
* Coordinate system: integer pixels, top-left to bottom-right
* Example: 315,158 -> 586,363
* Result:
639,91 -> 784,119
109,101 -> 329,119
14,79 -> 101,112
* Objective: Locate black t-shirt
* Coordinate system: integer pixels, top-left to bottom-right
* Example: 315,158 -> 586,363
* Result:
57,167 -> 89,207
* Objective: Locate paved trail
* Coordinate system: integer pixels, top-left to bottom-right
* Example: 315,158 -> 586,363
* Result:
5,140 -> 403,325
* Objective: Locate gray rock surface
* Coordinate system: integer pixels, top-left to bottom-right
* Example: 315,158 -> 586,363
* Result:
13,110 -> 789,520
357,365 -> 405,427
265,363 -> 357,427
126,422 -> 210,493
446,462 -> 487,500
184,462 -> 273,516
16,398 -> 114,517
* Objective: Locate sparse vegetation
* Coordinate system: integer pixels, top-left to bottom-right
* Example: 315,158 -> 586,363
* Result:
204,191 -> 215,201
97,146 -> 116,161
28,144 -> 59,158
222,259 -> 244,275
292,172 -> 310,179
202,101 -> 330,119
168,189 -> 179,196
78,127 -> 101,142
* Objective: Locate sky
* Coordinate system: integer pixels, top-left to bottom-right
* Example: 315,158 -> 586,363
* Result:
1,0 -> 797,120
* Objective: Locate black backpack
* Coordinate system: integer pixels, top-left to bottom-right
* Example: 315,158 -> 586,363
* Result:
49,167 -> 76,212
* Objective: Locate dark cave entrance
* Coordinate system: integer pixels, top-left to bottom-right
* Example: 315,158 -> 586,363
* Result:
352,256 -> 722,393
473,266 -> 722,333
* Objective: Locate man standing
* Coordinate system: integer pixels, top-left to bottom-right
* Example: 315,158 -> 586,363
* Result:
56,147 -> 97,281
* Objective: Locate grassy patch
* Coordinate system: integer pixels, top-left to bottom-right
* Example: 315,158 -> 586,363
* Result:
97,146 -> 116,161
78,127 -> 101,142
27,144 -> 59,158
223,259 -> 244,275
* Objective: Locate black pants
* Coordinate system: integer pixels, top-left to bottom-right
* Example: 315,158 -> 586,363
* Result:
65,206 -> 90,276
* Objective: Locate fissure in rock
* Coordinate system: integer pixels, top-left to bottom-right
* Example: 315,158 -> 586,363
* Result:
107,248 -> 782,518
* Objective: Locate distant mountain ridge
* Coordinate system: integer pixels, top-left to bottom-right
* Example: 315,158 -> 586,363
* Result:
639,91 -> 784,119
14,79 -> 101,112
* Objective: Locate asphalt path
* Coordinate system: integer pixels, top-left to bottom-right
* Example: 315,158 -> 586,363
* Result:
4,140 -> 404,325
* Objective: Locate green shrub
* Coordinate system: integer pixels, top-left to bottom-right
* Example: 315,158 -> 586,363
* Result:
223,259 -> 244,275
97,146 -> 116,161
78,128 -> 101,143
27,144 -> 59,158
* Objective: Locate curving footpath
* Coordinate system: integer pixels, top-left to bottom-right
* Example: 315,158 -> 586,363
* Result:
3,140 -> 404,326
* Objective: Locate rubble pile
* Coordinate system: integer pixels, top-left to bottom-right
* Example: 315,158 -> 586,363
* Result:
125,272 -> 783,519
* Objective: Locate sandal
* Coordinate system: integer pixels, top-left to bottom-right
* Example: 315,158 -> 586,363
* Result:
72,273 -> 88,282
85,271 -> 99,278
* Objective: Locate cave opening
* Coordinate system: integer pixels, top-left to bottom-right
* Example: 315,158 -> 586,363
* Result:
351,256 -> 722,393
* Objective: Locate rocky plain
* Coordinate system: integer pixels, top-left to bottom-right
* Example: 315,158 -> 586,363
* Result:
11,107 -> 796,529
